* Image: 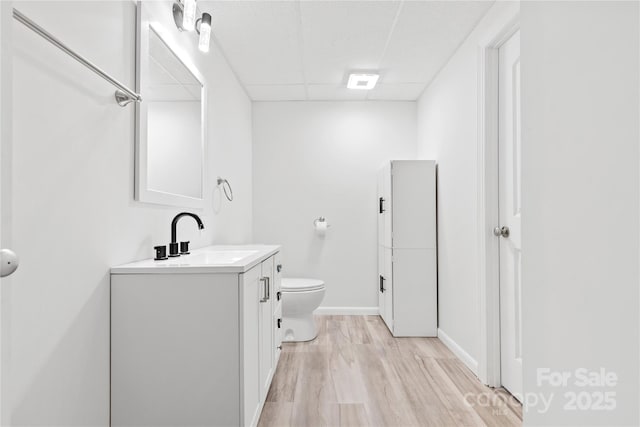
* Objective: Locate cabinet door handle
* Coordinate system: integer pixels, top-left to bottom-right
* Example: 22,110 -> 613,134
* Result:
379,197 -> 385,214
277,264 -> 283,273
266,277 -> 270,300
259,277 -> 268,303
379,275 -> 385,293
277,318 -> 282,329
277,291 -> 281,301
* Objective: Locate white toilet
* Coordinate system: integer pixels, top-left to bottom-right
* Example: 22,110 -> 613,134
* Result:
281,278 -> 325,342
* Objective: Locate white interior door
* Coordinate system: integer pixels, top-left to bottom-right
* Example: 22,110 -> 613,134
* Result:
0,2 -> 16,424
498,29 -> 522,400
0,5 -> 4,424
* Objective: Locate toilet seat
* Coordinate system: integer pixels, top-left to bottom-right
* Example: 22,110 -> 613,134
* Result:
281,278 -> 325,292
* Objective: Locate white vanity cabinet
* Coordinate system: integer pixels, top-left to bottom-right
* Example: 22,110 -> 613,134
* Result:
111,245 -> 283,427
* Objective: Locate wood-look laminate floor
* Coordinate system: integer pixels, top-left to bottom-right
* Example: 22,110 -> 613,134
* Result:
259,315 -> 522,427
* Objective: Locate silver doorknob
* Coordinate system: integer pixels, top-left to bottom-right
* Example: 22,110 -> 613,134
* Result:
0,249 -> 19,277
493,226 -> 510,238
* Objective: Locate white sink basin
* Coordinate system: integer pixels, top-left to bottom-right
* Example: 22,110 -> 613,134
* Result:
111,245 -> 281,274
184,250 -> 259,265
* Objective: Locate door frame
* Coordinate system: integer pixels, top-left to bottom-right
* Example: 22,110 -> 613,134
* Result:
476,10 -> 519,388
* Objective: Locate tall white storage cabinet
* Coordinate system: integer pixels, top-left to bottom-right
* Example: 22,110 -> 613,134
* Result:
377,160 -> 437,337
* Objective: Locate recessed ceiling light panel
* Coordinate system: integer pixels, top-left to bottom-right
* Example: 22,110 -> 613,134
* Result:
347,73 -> 380,90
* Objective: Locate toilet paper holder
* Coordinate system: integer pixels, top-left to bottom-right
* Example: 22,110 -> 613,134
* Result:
313,217 -> 331,228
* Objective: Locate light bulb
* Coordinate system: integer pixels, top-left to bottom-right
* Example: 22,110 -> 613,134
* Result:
198,13 -> 211,53
182,0 -> 196,31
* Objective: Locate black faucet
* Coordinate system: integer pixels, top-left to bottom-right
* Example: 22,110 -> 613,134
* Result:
169,212 -> 205,257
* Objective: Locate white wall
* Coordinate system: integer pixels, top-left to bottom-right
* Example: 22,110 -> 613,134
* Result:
9,1 -> 252,425
521,1 -> 639,425
419,0 -> 640,424
416,2 -> 519,369
252,102 -> 416,311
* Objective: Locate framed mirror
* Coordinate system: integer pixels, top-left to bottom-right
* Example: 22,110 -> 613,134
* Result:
135,2 -> 206,208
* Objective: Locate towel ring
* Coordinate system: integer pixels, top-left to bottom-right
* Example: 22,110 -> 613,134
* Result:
217,177 -> 233,202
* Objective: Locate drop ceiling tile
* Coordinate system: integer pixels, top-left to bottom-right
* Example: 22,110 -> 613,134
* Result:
246,84 -> 307,101
367,83 -> 426,101
299,1 -> 400,84
307,84 -> 369,101
202,0 -> 495,101
206,1 -> 305,85
379,1 -> 494,84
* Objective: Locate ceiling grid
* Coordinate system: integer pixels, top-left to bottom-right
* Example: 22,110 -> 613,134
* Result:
203,0 -> 494,101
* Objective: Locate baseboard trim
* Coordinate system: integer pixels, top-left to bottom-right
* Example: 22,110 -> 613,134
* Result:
315,307 -> 379,315
437,328 -> 479,375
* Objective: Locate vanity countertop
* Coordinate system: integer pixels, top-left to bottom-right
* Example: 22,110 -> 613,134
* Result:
111,244 -> 281,275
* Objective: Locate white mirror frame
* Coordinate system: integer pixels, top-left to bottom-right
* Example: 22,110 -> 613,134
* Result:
135,2 -> 207,209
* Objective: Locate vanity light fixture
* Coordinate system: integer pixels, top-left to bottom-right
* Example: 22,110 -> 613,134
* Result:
347,73 -> 380,90
182,0 -> 197,31
172,0 -> 197,32
173,1 -> 212,54
196,12 -> 212,53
